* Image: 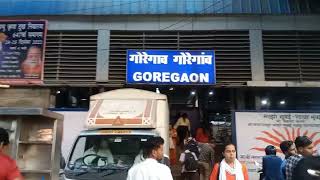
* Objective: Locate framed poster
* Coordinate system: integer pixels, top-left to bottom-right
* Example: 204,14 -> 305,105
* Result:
0,20 -> 47,85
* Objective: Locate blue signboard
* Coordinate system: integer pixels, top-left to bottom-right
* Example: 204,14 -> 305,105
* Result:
127,50 -> 215,85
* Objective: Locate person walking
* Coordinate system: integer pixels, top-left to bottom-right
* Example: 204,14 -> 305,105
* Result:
0,127 -> 23,180
195,127 -> 209,143
285,136 -> 314,180
174,113 -> 191,147
279,140 -> 297,180
179,139 -> 200,180
262,145 -> 283,180
198,140 -> 215,180
210,143 -> 249,180
127,136 -> 173,180
169,125 -> 178,165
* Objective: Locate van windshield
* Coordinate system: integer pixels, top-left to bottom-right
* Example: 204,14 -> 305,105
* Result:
68,135 -> 154,168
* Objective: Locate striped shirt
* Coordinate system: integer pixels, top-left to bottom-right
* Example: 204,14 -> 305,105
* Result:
285,154 -> 303,180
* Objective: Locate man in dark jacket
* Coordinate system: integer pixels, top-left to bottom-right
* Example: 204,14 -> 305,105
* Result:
292,156 -> 320,180
262,145 -> 283,180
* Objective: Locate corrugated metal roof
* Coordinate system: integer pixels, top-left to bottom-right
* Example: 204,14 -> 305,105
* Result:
1,0 -> 319,16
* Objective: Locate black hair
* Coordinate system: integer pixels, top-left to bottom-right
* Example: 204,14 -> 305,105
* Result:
280,140 -> 294,153
144,136 -> 164,157
223,143 -> 236,152
185,138 -> 200,157
182,113 -> 188,121
265,145 -> 277,155
0,127 -> 9,146
295,136 -> 313,148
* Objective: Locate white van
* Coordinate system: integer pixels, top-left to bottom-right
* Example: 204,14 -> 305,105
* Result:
62,88 -> 169,180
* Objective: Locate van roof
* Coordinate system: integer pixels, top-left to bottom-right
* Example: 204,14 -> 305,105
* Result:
91,88 -> 167,100
79,129 -> 159,136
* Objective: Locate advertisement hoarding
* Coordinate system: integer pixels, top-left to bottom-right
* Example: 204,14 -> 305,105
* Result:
235,111 -> 320,179
0,20 -> 47,85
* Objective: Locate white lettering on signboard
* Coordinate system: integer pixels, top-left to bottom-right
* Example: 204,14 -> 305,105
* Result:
162,72 -> 170,83
27,23 -> 44,30
17,24 -> 27,31
133,72 -> 142,81
173,52 -> 212,65
12,31 -> 27,38
32,40 -> 43,44
180,73 -> 190,82
143,72 -> 152,81
18,39 -> 31,45
171,73 -> 179,82
7,24 -> 17,31
28,32 -> 43,38
129,52 -> 168,64
132,72 -> 209,83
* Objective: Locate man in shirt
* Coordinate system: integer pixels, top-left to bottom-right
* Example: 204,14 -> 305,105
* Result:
279,140 -> 297,180
285,136 -> 314,180
0,127 -> 23,180
127,136 -> 173,180
198,141 -> 215,180
84,138 -> 114,166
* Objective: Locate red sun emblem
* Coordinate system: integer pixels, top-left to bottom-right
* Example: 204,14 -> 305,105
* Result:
250,127 -> 320,154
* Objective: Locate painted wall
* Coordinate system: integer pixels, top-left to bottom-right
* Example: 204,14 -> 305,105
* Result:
53,111 -> 88,159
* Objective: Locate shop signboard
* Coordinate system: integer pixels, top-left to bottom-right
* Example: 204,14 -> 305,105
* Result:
0,20 -> 47,85
234,111 -> 320,179
126,50 -> 215,85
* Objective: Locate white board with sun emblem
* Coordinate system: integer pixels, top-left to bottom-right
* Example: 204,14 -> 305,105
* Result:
234,111 -> 320,180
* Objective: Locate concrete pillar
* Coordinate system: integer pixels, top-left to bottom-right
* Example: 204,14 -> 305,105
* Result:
96,30 -> 110,82
249,30 -> 265,81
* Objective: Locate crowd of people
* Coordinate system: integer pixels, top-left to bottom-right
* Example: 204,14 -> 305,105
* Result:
174,134 -> 249,180
1,115 -> 319,180
166,113 -> 246,180
127,129 -> 251,180
169,113 -> 320,180
261,136 -> 320,180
